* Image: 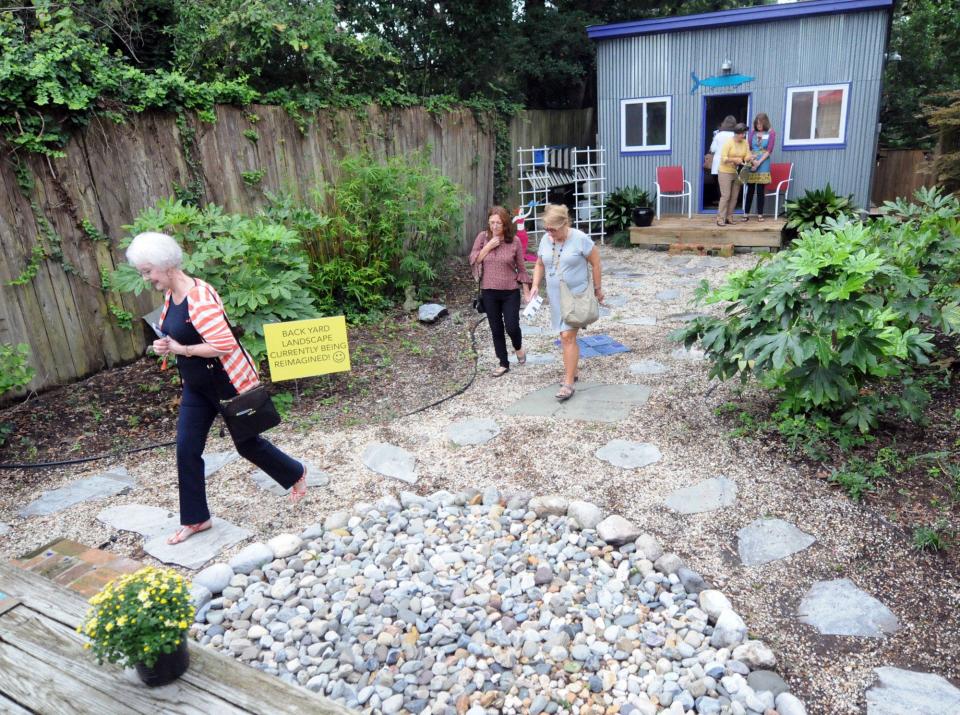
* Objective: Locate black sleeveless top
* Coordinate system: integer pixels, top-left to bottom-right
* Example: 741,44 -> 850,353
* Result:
162,295 -> 234,397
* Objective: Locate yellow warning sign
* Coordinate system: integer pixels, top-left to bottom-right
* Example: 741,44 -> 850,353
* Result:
263,316 -> 351,381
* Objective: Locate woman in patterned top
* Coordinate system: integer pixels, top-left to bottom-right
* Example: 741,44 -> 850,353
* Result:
469,206 -> 533,377
127,232 -> 307,545
743,112 -> 776,221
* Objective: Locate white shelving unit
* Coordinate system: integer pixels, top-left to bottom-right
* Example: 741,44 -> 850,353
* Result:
517,145 -> 606,249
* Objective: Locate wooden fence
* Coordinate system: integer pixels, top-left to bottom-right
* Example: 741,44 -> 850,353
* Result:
871,148 -> 938,205
0,104 -> 592,396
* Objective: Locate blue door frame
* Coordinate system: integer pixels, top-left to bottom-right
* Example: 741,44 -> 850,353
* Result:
699,92 -> 752,214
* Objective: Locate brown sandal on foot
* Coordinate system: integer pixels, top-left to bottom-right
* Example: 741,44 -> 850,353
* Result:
555,384 -> 575,402
289,471 -> 308,505
516,349 -> 527,365
491,366 -> 509,377
166,520 -> 212,545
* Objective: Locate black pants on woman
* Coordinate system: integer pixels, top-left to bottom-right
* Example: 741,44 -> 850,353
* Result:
482,288 -> 522,369
744,183 -> 767,215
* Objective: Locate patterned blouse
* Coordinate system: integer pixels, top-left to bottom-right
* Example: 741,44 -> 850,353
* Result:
469,231 -> 532,291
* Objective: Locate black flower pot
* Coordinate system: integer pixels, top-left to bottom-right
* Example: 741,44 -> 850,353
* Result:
631,207 -> 654,227
135,635 -> 189,687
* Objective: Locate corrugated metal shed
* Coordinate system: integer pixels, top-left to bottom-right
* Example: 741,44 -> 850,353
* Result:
590,0 -> 892,212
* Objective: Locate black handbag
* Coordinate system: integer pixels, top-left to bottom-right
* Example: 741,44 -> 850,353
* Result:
219,330 -> 281,443
472,254 -> 486,314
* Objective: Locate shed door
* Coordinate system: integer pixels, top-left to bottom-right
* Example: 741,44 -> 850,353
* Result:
702,94 -> 750,212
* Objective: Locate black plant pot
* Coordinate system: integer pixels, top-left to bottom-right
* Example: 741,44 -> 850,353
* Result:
135,636 -> 189,687
631,207 -> 654,227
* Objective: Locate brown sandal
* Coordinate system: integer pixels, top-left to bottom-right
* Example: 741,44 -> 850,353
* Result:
166,520 -> 212,545
555,384 -> 575,402
491,366 -> 509,377
289,470 -> 308,504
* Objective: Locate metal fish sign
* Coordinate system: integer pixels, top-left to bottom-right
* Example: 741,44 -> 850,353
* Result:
690,71 -> 755,94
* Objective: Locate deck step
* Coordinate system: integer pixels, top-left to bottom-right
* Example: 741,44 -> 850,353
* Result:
631,215 -> 783,249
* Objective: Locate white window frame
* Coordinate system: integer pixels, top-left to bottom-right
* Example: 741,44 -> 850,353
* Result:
620,96 -> 672,153
783,83 -> 850,148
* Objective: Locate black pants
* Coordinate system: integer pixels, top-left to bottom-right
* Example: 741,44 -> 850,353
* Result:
482,288 -> 522,368
176,372 -> 302,524
744,183 -> 766,215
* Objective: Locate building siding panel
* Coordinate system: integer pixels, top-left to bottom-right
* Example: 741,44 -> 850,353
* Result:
596,9 -> 888,211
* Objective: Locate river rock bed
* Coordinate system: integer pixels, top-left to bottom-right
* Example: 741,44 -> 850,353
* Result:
190,489 -> 806,715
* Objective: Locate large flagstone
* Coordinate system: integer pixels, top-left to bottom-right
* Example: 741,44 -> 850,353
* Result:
20,468 -> 135,518
250,462 -> 329,496
737,518 -> 816,566
505,382 -> 651,423
203,450 -> 240,477
447,418 -> 501,446
595,440 -> 661,469
145,518 -> 253,570
865,667 -> 960,715
797,579 -> 899,637
664,476 -> 737,514
362,443 -> 418,484
97,504 -> 180,538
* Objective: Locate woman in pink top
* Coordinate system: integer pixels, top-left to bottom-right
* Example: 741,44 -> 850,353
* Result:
469,206 -> 532,377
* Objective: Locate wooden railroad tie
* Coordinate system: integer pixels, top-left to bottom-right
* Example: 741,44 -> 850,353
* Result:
668,242 -> 734,257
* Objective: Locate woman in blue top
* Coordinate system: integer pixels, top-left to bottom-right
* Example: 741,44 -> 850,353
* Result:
528,204 -> 604,402
744,113 -> 776,221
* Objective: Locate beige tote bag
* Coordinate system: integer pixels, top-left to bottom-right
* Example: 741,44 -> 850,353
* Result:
559,273 -> 599,329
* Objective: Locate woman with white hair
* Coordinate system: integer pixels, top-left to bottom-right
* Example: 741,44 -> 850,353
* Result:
126,232 -> 307,545
527,204 -> 604,401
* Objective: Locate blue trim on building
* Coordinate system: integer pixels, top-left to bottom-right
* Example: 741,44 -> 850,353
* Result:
587,0 -> 892,40
781,81 -> 852,150
698,92 -> 752,213
620,150 -> 673,157
619,94 -> 674,155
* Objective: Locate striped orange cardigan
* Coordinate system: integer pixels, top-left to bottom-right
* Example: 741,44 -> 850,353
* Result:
158,278 -> 259,394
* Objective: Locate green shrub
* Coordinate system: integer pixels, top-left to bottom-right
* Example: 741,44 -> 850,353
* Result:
113,199 -> 317,360
608,231 -> 633,249
912,521 -> 950,551
783,184 -> 859,236
674,188 -> 960,433
603,186 -> 651,234
0,343 -> 34,398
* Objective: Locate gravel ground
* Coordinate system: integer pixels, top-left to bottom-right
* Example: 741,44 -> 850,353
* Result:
2,245 -> 957,714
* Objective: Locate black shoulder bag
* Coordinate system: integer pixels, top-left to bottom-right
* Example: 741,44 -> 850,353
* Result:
472,234 -> 487,314
218,327 -> 281,443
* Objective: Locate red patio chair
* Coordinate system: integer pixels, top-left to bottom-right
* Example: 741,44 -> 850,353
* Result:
744,162 -> 794,217
655,166 -> 692,220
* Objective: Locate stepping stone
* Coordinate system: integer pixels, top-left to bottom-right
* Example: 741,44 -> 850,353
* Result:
629,360 -> 668,375
737,518 -> 816,566
673,277 -> 701,287
617,316 -> 657,326
446,418 -> 500,446
671,346 -> 705,361
664,476 -> 737,514
598,306 -> 612,318
553,334 -> 631,359
797,579 -> 900,637
703,257 -> 729,268
145,518 -> 253,570
666,257 -> 691,267
204,450 -> 239,477
665,312 -> 708,323
505,381 -> 651,423
0,523 -> 9,536
362,443 -> 418,484
508,351 -> 556,365
605,295 -> 629,307
418,303 -> 447,323
596,440 -> 661,469
250,462 -> 329,496
98,504 -> 179,538
520,324 -> 547,336
865,666 -> 960,715
619,280 -> 647,289
677,265 -> 708,276
20,468 -> 135,517
655,289 -> 682,301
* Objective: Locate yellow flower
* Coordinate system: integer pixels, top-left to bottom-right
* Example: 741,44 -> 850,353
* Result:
178,620 -> 188,629
116,616 -> 128,627
137,589 -> 150,602
104,622 -> 114,632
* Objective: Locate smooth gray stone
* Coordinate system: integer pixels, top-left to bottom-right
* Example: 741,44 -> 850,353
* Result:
362,443 -> 418,484
596,440 -> 661,469
617,316 -> 657,326
670,347 -> 705,361
605,295 -> 628,307
655,289 -> 682,301
229,542 -> 275,574
519,324 -> 547,336
567,500 -> 604,530
508,351 -> 556,365
797,579 -> 899,637
747,670 -> 789,698
775,693 -> 808,715
596,515 -> 642,546
665,312 -> 708,323
677,265 -> 707,276
737,518 -> 816,566
447,418 -> 500,446
193,562 -> 234,594
664,477 -> 737,514
417,304 -> 447,323
204,450 -> 240,477
865,666 -> 960,715
145,518 -> 253,570
190,584 -> 212,610
21,473 -> 134,517
97,504 -> 179,538
0,523 -> 9,536
504,382 -> 651,423
599,306 -> 612,318
629,360 -> 668,375
666,257 -> 691,267
250,461 -> 328,496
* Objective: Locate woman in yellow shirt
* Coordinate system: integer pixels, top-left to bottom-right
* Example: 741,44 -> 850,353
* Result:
717,123 -> 751,226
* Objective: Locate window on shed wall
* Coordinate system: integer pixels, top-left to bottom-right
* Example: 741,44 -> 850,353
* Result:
620,96 -> 671,153
784,84 -> 849,148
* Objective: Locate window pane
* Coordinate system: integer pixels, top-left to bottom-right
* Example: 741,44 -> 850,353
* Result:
789,91 -> 814,140
646,101 -> 667,146
815,89 -> 843,139
624,104 -> 644,147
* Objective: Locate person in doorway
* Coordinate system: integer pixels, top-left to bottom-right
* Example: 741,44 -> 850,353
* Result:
127,232 -> 307,545
717,123 -> 752,226
709,115 -> 737,178
744,113 -> 776,221
528,204 -> 603,402
469,206 -> 532,377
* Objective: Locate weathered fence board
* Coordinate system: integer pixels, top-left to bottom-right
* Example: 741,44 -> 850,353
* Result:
871,148 -> 937,205
1,104 -> 590,396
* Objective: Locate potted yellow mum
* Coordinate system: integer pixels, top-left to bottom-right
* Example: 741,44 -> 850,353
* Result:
78,566 -> 194,686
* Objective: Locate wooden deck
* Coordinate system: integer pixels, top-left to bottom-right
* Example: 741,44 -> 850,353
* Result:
630,214 -> 784,249
0,562 -> 353,715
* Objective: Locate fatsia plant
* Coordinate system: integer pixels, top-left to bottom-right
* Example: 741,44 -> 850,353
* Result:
784,184 -> 859,235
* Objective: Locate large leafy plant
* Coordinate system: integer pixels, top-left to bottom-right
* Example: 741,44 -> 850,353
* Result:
603,185 -> 651,234
783,184 -> 859,236
675,188 -> 960,432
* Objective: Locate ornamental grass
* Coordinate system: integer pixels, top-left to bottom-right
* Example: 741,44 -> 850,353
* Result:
78,566 -> 194,668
